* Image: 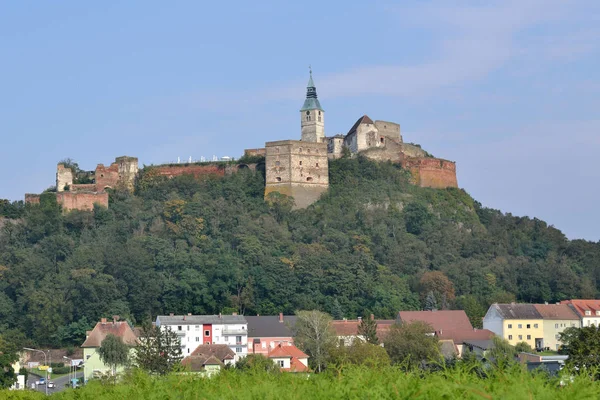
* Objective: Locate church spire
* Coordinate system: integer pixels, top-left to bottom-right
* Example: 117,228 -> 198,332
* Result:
301,67 -> 323,111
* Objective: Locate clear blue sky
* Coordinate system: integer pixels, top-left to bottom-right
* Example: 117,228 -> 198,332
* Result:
1,1 -> 598,241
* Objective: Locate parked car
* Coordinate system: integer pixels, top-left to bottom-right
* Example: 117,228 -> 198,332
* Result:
38,378 -> 46,385
47,381 -> 55,389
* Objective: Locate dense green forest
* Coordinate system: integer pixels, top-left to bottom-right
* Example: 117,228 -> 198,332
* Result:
0,156 -> 599,347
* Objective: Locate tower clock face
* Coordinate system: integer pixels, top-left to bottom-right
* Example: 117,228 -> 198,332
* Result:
306,111 -> 310,115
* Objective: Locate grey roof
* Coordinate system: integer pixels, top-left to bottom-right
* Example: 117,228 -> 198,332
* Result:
300,72 -> 324,112
246,316 -> 298,338
156,315 -> 247,326
494,304 -> 542,320
464,340 -> 495,350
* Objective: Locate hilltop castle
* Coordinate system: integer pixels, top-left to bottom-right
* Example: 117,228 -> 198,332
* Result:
25,71 -> 457,211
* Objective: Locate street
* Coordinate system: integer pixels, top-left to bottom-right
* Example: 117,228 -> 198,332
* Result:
27,371 -> 84,394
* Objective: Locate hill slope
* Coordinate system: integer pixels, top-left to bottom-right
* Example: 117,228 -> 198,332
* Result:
0,156 -> 599,346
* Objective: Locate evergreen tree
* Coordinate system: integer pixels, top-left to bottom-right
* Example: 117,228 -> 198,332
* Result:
0,336 -> 18,389
134,322 -> 183,375
357,315 -> 378,345
424,291 -> 438,311
331,298 -> 344,320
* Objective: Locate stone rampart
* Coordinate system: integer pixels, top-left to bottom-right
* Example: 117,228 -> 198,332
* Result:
24,194 -> 41,205
56,164 -> 73,192
56,192 -> 109,211
95,163 -> 120,190
403,157 -> 458,189
70,184 -> 97,192
151,164 -> 227,179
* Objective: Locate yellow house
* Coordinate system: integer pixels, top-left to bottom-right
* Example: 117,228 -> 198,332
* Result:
483,304 -> 544,349
533,304 -> 581,351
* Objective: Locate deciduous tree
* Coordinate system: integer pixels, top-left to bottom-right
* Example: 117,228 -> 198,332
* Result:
294,310 -> 336,373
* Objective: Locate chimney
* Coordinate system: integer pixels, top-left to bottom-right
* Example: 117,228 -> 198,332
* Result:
279,313 -> 283,323
170,313 -> 174,316
101,318 -> 107,324
370,314 -> 374,321
232,312 -> 237,316
112,315 -> 119,323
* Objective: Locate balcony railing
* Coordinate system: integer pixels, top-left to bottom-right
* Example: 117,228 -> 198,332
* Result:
222,328 -> 247,335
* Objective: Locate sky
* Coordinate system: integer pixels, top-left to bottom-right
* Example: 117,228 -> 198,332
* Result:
0,1 -> 598,241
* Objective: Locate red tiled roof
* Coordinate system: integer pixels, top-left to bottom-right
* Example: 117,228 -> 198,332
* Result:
268,344 -> 309,372
285,357 -> 309,372
436,329 -> 495,344
397,311 -> 473,332
331,320 -> 394,339
81,321 -> 138,348
534,304 -> 580,320
190,344 -> 235,360
561,300 -> 600,318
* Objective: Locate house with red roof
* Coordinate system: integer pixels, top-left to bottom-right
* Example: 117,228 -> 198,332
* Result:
561,299 -> 600,327
436,328 -> 495,357
81,317 -> 139,380
397,310 -> 474,333
331,316 -> 394,345
181,344 -> 235,375
268,344 -> 309,372
246,313 -> 297,355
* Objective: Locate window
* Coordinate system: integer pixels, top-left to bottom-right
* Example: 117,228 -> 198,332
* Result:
236,347 -> 243,353
178,326 -> 182,331
276,177 -> 281,182
195,325 -> 200,331
518,324 -> 522,329
306,177 -> 313,182
508,335 -> 513,340
508,324 -> 512,329
555,323 -> 559,329
204,330 -> 210,337
555,334 -> 560,340
585,310 -> 591,316
236,335 -> 242,344
526,324 -> 530,329
187,348 -> 190,354
261,342 -> 266,349
299,147 -> 303,152
196,337 -> 200,342
318,116 -> 321,122
307,148 -> 311,154
278,360 -> 284,367
316,163 -> 319,168
527,335 -> 531,340
299,161 -> 302,165
534,324 -> 538,328
380,137 -> 384,143
518,335 -> 523,340
187,326 -> 190,331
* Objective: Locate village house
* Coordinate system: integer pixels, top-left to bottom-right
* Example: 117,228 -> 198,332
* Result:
561,299 -> 600,327
155,313 -> 248,360
81,317 -> 138,380
331,316 -> 394,345
246,313 -> 297,354
483,304 -> 544,349
268,343 -> 310,372
181,344 -> 235,376
533,303 -> 580,351
397,310 -> 474,333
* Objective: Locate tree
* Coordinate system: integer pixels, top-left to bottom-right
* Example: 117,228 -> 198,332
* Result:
293,310 -> 336,373
383,321 -> 440,369
97,334 -> 130,378
134,322 -> 182,375
560,325 -> 600,373
488,337 -> 516,367
357,315 -> 378,345
0,335 -> 18,389
235,354 -> 280,373
331,298 -> 344,320
328,340 -> 390,368
424,291 -> 438,311
419,271 -> 455,310
404,203 -> 432,235
514,341 -> 533,353
454,295 -> 486,329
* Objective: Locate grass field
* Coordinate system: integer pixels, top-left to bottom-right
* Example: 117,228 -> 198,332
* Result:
2,365 -> 599,399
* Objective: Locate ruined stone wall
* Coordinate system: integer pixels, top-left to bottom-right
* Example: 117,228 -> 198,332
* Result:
403,157 -> 458,189
70,184 -> 96,192
327,137 -> 344,159
56,192 -> 109,211
401,143 -> 428,158
151,164 -> 227,179
24,194 -> 41,204
244,148 -> 266,157
95,163 -> 120,190
374,120 -> 402,142
116,156 -> 138,191
56,164 -> 73,192
265,140 -> 329,209
360,140 -> 405,163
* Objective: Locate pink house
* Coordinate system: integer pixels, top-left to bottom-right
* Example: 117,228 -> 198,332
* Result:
246,314 -> 297,355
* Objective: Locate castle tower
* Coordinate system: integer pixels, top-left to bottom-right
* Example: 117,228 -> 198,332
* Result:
300,70 -> 325,142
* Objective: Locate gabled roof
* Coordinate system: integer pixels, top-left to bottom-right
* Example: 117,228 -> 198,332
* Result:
561,300 -> 600,318
397,310 -> 473,332
346,115 -> 374,136
436,329 -> 495,344
492,304 -> 542,320
330,319 -> 394,339
246,315 -> 297,338
190,344 -> 235,360
81,320 -> 138,348
464,339 -> 495,351
156,314 -> 247,326
268,344 -> 308,359
439,339 -> 458,359
533,304 -> 580,320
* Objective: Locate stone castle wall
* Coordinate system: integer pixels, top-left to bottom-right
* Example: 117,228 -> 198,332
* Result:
151,164 -> 227,179
24,194 -> 41,204
403,157 -> 458,189
374,120 -> 401,141
56,164 -> 74,192
265,140 -> 329,209
56,192 -> 109,211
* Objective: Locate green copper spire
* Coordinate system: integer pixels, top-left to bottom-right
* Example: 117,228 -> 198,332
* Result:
300,67 -> 323,112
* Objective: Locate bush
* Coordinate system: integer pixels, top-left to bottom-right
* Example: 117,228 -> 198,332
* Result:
50,366 -> 69,375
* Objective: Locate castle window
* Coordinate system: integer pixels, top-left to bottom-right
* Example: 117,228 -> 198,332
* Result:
299,161 -> 302,165
318,116 -> 321,122
276,177 -> 281,182
307,148 -> 311,153
380,137 -> 384,143
299,147 -> 303,153
306,177 -> 313,182
318,111 -> 321,115
316,163 -> 319,168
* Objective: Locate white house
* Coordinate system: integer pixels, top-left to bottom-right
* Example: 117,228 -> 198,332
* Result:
155,314 -> 248,361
